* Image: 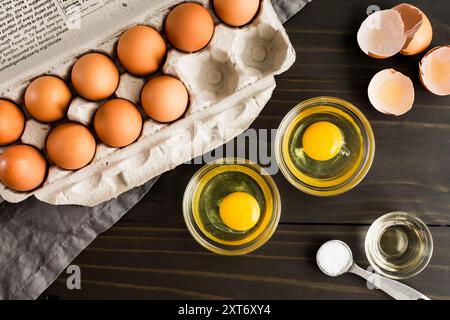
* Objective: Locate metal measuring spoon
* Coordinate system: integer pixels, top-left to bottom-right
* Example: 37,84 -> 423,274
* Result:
316,240 -> 430,300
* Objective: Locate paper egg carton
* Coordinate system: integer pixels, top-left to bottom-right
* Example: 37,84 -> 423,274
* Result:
0,0 -> 295,206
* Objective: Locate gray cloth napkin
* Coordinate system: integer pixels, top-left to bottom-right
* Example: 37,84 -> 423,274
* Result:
273,0 -> 311,23
0,0 -> 309,300
0,178 -> 157,300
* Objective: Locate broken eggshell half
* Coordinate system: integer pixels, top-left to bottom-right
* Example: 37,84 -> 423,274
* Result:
419,46 -> 450,96
368,69 -> 415,116
393,3 -> 433,56
357,3 -> 432,58
357,9 -> 406,59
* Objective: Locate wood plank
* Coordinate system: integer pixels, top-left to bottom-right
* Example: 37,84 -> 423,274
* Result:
41,223 -> 450,300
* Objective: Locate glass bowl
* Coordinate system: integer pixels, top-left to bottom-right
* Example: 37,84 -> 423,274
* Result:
183,158 -> 281,255
275,96 -> 375,196
365,212 -> 433,280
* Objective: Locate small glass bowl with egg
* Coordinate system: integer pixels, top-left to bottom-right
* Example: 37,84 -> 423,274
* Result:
275,96 -> 375,196
183,158 -> 281,255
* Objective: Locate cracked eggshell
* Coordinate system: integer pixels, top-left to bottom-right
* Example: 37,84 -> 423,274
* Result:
357,9 -> 406,59
368,69 -> 415,116
358,4 -> 433,58
419,46 -> 450,96
393,3 -> 433,56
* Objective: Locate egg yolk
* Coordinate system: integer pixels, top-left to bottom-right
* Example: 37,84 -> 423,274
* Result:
302,121 -> 344,161
219,192 -> 260,232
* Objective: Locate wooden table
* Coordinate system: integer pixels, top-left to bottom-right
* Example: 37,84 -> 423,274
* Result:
42,0 -> 450,300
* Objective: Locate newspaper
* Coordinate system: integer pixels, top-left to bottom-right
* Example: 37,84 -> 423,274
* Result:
0,0 -> 168,90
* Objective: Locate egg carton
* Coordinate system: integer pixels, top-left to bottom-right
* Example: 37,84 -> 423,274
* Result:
0,0 -> 295,206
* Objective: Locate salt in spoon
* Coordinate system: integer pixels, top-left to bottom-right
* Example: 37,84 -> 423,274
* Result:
316,240 -> 430,300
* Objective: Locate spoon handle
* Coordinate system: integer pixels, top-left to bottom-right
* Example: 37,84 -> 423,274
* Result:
349,264 -> 430,300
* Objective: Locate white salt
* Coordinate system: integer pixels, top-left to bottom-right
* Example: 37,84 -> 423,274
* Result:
317,240 -> 353,276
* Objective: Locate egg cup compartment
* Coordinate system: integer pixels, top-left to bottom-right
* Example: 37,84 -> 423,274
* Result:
225,0 -> 294,82
164,48 -> 240,112
233,24 -> 290,79
0,0 -> 295,206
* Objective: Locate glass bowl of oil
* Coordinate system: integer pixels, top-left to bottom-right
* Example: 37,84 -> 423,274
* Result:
365,212 -> 433,280
275,96 -> 375,196
183,158 -> 281,255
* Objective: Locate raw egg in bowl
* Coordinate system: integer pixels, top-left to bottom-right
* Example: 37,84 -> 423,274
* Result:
183,158 -> 281,255
275,97 -> 375,196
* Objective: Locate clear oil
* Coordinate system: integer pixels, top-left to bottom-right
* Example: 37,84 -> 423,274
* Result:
366,212 -> 433,279
376,222 -> 427,273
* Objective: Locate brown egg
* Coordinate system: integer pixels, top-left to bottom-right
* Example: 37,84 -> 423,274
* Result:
94,99 -> 143,148
141,75 -> 189,123
46,123 -> 96,170
0,145 -> 47,192
213,0 -> 260,27
165,3 -> 215,53
117,25 -> 167,76
0,100 -> 25,145
71,53 -> 120,101
24,76 -> 72,123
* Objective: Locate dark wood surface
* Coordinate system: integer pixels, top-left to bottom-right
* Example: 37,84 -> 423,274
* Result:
42,0 -> 450,300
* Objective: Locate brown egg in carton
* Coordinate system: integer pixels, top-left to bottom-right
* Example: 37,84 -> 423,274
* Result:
0,0 -> 295,206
